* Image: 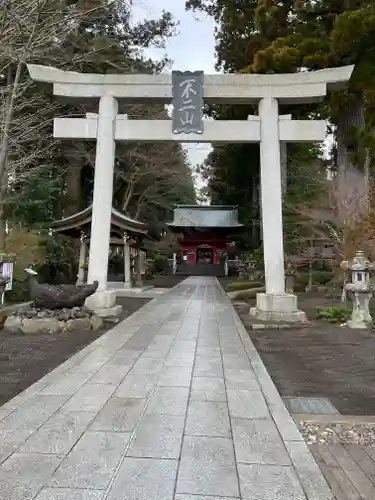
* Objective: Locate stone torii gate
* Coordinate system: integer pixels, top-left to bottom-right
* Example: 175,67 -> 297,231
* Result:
27,64 -> 353,320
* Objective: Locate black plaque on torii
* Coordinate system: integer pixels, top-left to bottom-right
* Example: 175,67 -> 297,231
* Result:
172,70 -> 204,134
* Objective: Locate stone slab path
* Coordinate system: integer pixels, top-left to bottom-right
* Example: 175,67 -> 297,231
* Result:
0,277 -> 334,500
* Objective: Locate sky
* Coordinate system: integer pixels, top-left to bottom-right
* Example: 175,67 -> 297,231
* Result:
131,0 -> 217,170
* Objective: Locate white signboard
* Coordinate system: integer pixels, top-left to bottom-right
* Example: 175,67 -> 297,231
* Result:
1,262 -> 13,291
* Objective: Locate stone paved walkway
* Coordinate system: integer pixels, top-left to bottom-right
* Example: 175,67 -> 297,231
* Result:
0,277 -> 333,499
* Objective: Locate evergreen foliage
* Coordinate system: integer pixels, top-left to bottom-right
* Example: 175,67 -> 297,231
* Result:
186,0 -> 375,251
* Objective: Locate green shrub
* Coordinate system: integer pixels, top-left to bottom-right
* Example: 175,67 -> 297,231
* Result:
249,248 -> 264,268
226,281 -> 263,292
153,254 -> 168,273
234,286 -> 265,300
297,270 -> 333,287
316,305 -> 351,324
6,276 -> 30,304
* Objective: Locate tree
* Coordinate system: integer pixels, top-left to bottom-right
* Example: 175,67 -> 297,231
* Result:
186,1 -> 375,257
236,2 -> 375,181
186,0 -> 316,250
1,0 -> 193,235
0,0 -> 98,241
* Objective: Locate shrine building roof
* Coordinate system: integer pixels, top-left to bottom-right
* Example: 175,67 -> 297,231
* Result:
51,205 -> 157,240
167,205 -> 244,231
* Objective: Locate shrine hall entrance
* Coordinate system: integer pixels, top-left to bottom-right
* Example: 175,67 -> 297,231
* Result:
196,245 -> 214,264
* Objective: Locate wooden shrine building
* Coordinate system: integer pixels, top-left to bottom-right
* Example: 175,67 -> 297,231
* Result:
167,205 -> 243,276
51,205 -> 156,288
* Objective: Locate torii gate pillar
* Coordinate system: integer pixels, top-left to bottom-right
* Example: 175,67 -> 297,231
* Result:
252,97 -> 307,322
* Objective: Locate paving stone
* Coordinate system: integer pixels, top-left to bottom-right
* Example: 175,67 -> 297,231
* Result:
88,363 -> 132,385
283,396 -> 339,415
146,386 -> 189,415
122,327 -> 157,351
172,340 -> 196,352
190,377 -> 226,402
68,356 -> 111,375
227,389 -> 269,419
238,338 -> 262,363
270,407 -> 304,442
0,407 -> 13,423
177,436 -> 239,497
185,400 -> 230,437
0,478 -> 48,500
224,368 -> 259,391
196,346 -> 221,359
126,413 -> 185,459
35,489 -> 104,500
48,431 -> 130,489
40,372 -> 94,396
237,463 -> 306,500
158,366 -> 192,387
0,452 -> 63,480
129,357 -> 164,375
193,358 -> 223,378
232,418 -> 291,465
0,453 -> 64,500
142,344 -> 172,358
220,342 -> 244,353
106,457 -> 178,500
0,431 -> 31,464
165,351 -> 195,366
285,440 -> 334,500
222,353 -> 252,369
90,397 -> 146,432
1,381 -> 49,411
179,331 -> 199,342
62,384 -> 115,413
19,411 -> 96,454
175,496 -> 239,500
197,336 -> 220,347
0,395 -> 68,434
115,374 -> 156,398
109,349 -> 142,365
251,361 -> 281,407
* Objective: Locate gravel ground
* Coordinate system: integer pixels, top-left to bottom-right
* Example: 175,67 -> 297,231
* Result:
0,296 -> 150,406
234,297 -> 375,415
299,421 -> 375,446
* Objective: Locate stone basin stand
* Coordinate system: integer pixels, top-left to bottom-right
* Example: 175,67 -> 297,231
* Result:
341,250 -> 375,329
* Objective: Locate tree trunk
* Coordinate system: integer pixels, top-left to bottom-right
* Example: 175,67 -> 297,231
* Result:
336,92 -> 365,219
64,166 -> 82,216
122,182 -> 135,212
336,94 -> 364,174
0,62 -> 23,185
0,64 -> 22,249
280,141 -> 287,197
364,147 -> 371,210
0,188 -> 7,251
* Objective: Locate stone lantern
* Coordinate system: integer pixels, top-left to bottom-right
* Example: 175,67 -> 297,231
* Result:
285,262 -> 295,294
340,250 -> 375,329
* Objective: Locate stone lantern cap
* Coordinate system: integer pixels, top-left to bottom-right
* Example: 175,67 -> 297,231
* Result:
284,261 -> 295,276
340,251 -> 375,272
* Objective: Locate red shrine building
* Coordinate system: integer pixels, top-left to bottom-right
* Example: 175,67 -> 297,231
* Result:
167,205 -> 243,276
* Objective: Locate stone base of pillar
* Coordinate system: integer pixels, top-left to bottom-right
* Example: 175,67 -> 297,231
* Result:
84,290 -> 122,319
123,282 -> 132,289
249,293 -> 307,323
